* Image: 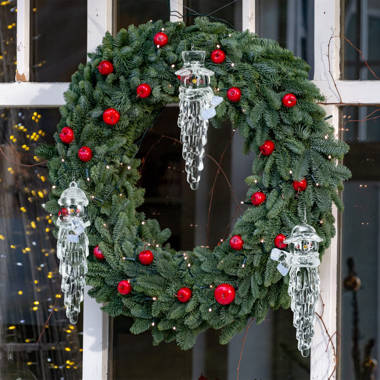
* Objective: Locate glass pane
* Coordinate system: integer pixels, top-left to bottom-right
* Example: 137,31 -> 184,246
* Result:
111,108 -> 309,379
256,0 -> 315,77
30,0 -> 87,82
116,0 -> 170,28
184,0 -> 242,30
0,2 -> 17,82
340,106 -> 380,379
0,108 -> 83,379
343,0 -> 380,80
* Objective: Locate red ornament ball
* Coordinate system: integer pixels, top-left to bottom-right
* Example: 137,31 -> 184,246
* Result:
227,87 -> 241,102
211,49 -> 226,64
176,287 -> 192,303
97,60 -> 114,75
59,127 -> 74,144
259,140 -> 275,156
78,146 -> 93,162
58,208 -> 69,217
230,235 -> 244,250
117,280 -> 132,295
93,245 -> 105,260
136,83 -> 152,98
153,32 -> 168,47
214,283 -> 236,305
274,234 -> 287,249
138,250 -> 154,265
103,108 -> 120,125
251,191 -> 266,206
282,93 -> 297,108
293,178 -> 308,192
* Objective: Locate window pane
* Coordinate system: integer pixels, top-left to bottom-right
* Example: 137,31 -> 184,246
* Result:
0,108 -> 83,379
341,106 -> 380,379
256,0 -> 314,77
116,0 -> 170,29
343,0 -> 380,80
184,0 -> 242,30
111,108 -> 309,379
30,0 -> 87,82
0,3 -> 16,82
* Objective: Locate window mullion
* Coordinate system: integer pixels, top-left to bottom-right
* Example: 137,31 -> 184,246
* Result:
16,0 -> 30,81
242,0 -> 255,33
311,1 -> 340,379
83,1 -> 113,380
170,0 -> 183,22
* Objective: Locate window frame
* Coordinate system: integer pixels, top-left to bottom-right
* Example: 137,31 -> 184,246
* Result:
0,0 -> 375,379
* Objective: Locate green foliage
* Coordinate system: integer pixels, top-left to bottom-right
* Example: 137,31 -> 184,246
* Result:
42,18 -> 351,351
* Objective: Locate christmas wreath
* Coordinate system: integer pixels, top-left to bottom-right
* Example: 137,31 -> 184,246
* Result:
38,18 -> 351,350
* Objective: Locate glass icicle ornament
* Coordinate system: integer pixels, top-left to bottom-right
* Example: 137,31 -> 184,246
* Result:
270,223 -> 322,357
175,50 -> 223,190
56,181 -> 90,324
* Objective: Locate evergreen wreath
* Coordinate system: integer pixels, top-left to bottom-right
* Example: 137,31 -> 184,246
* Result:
38,18 -> 351,349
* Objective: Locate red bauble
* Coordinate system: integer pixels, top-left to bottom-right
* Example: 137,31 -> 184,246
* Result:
293,178 -> 308,192
138,250 -> 154,265
78,146 -> 93,162
59,127 -> 74,144
97,60 -> 114,75
153,32 -> 168,47
117,280 -> 132,295
274,234 -> 287,249
176,287 -> 192,303
93,245 -> 105,260
282,93 -> 297,108
103,108 -> 120,125
227,87 -> 241,102
251,191 -> 266,206
229,235 -> 244,250
136,83 -> 152,98
259,140 -> 275,156
214,283 -> 236,305
58,207 -> 69,217
211,49 -> 226,64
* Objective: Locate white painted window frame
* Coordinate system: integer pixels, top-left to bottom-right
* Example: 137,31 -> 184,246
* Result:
0,0 -> 376,379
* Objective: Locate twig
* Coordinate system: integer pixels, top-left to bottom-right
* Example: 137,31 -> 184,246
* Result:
236,318 -> 254,380
316,294 -> 338,380
36,305 -> 56,344
0,146 -> 47,167
327,35 -> 343,104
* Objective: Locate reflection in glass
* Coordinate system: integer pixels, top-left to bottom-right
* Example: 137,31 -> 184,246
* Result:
0,3 -> 16,82
30,0 -> 87,82
256,0 -> 314,77
116,0 -> 170,30
341,106 -> 380,379
0,108 -> 82,379
343,0 -> 380,80
184,0 -> 242,30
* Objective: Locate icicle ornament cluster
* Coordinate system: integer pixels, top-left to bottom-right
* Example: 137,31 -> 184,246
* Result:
56,181 -> 90,324
176,50 -> 223,190
270,223 -> 322,357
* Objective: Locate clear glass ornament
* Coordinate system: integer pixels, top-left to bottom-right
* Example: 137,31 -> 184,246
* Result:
271,223 -> 322,357
56,181 -> 90,324
175,50 -> 223,190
